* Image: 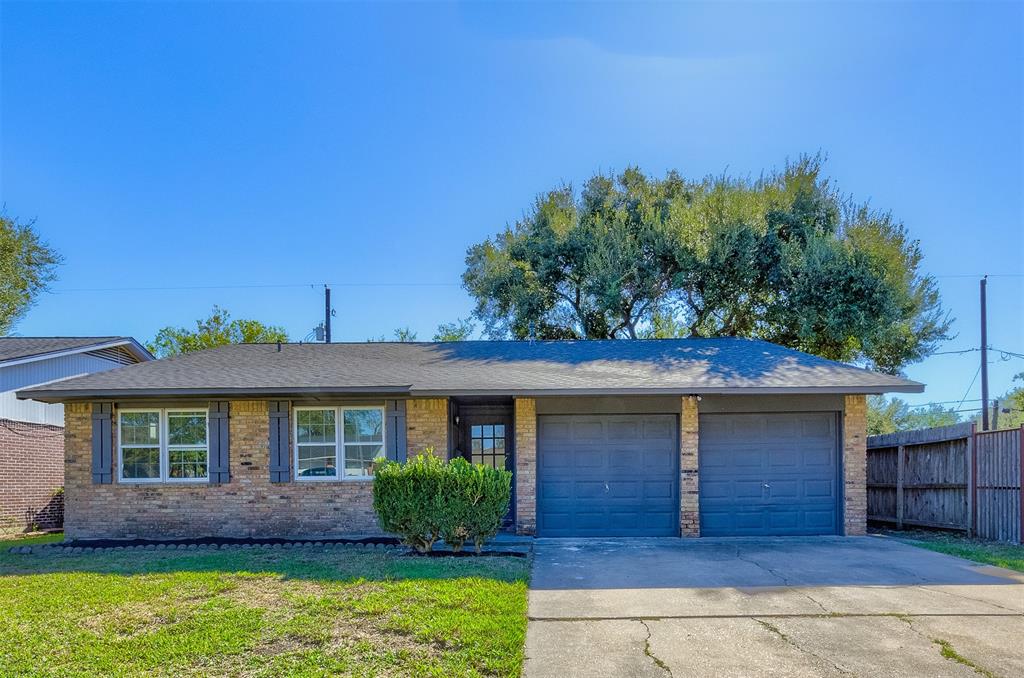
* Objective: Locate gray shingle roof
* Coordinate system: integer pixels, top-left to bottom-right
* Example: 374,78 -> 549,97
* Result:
16,338 -> 923,402
0,337 -> 132,363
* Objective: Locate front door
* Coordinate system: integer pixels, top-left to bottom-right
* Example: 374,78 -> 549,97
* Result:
460,414 -> 515,525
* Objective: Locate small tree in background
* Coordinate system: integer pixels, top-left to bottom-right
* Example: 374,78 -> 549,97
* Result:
0,216 -> 62,335
867,395 -> 960,435
147,305 -> 288,358
433,318 -> 474,341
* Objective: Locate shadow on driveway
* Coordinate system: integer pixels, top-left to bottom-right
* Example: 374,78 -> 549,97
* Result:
530,535 -> 1023,590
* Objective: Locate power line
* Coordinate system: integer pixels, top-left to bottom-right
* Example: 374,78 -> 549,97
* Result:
955,364 -> 983,412
933,273 -> 1024,279
49,281 -> 461,293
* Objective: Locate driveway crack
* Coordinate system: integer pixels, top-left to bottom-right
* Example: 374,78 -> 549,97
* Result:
636,619 -> 672,676
754,618 -> 854,676
735,546 -> 832,615
915,586 -> 1021,614
893,615 -> 1001,678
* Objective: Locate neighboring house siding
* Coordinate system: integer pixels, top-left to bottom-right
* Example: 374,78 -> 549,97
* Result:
63,399 -> 451,540
0,353 -> 127,426
0,419 -> 64,534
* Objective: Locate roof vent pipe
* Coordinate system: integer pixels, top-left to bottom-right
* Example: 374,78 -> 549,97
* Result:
277,341 -> 282,352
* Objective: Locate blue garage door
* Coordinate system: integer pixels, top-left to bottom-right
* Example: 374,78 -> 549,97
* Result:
537,414 -> 679,537
699,413 -> 840,536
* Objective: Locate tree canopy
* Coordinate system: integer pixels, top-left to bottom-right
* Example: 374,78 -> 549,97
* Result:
147,306 -> 288,358
463,156 -> 949,373
0,216 -> 62,335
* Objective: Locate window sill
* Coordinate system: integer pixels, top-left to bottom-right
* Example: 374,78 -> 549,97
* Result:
118,479 -> 210,485
294,476 -> 375,483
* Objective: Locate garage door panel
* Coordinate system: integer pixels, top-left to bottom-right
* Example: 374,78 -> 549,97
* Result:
699,412 -> 839,536
539,480 -> 571,500
538,414 -> 679,537
539,420 -> 571,441
644,479 -> 674,499
804,479 -> 833,498
540,448 -> 572,470
574,449 -> 604,469
805,510 -> 836,528
575,481 -> 606,499
610,448 -> 641,468
644,448 -> 675,471
572,421 -> 604,440
644,419 -> 675,440
608,420 -> 640,439
608,480 -> 640,499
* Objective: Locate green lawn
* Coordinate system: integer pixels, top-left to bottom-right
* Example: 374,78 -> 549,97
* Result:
0,540 -> 529,677
891,530 -> 1024,573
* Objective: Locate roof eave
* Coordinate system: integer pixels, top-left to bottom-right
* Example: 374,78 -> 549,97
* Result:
19,381 -> 923,404
16,385 -> 414,404
0,337 -> 154,368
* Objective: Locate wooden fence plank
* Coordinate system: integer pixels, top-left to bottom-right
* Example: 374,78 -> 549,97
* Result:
867,423 -> 1021,542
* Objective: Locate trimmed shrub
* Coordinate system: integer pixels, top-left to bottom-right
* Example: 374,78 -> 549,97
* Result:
441,458 -> 512,554
373,452 -> 512,554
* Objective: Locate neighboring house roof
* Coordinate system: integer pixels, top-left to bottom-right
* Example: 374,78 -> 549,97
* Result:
0,336 -> 153,367
17,338 -> 923,402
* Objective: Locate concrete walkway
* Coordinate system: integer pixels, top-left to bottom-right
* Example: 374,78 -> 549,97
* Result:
524,537 -> 1024,677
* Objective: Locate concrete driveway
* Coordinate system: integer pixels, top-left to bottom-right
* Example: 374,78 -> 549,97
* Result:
524,537 -> 1024,677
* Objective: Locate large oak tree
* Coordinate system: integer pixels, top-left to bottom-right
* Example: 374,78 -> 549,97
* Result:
463,156 -> 949,373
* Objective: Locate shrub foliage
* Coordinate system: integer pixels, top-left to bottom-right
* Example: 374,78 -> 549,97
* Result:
373,452 -> 512,554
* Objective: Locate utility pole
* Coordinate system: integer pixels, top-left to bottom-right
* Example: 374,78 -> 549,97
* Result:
324,285 -> 332,344
980,276 -> 989,431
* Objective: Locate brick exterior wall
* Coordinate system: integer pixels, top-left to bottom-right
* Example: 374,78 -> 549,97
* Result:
514,397 -> 537,536
64,401 -> 382,540
680,396 -> 700,537
0,418 -> 64,534
406,398 -> 448,459
843,394 -> 868,536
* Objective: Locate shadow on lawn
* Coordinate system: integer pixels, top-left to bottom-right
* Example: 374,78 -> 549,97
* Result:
0,544 -> 531,585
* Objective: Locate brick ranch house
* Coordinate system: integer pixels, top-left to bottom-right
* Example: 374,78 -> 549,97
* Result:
17,339 -> 922,541
0,337 -> 152,534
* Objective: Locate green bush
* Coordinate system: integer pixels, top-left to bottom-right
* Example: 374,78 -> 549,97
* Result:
373,452 -> 512,554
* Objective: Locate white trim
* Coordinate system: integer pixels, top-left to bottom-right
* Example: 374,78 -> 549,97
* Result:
293,405 -> 386,482
1,338 -> 153,369
117,407 -> 209,484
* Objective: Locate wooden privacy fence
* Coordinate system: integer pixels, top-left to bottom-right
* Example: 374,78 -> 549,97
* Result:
867,423 -> 1023,544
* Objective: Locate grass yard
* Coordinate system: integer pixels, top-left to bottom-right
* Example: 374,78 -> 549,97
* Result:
886,529 -> 1024,573
0,537 -> 529,677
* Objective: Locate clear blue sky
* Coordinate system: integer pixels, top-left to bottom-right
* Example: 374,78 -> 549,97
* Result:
2,1 -> 1022,412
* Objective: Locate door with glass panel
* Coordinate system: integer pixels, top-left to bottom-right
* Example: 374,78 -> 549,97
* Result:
461,415 -> 514,525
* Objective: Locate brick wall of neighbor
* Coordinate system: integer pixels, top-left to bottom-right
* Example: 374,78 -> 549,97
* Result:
514,397 -> 537,536
406,398 -> 448,459
843,395 -> 868,536
0,419 -> 65,534
63,401 -> 382,540
680,396 -> 700,537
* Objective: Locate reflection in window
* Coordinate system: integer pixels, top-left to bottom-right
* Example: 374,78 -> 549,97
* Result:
470,423 -> 506,470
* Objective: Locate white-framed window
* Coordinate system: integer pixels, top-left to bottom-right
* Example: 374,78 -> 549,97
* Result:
294,406 -> 385,480
118,408 -> 209,483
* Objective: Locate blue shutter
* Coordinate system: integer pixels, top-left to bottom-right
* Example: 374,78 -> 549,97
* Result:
269,401 -> 291,482
385,399 -> 407,462
208,402 -> 230,484
91,403 -> 113,484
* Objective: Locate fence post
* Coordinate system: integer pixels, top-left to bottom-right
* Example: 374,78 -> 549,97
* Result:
1019,424 -> 1023,545
969,422 -> 977,537
896,444 -> 905,530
